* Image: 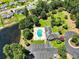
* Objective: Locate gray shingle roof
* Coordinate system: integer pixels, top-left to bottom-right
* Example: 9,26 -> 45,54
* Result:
18,0 -> 27,2
1,12 -> 14,19
9,2 -> 15,6
27,44 -> 58,59
1,14 -> 7,19
45,27 -> 52,38
47,33 -> 59,41
15,9 -> 25,14
27,5 -> 34,10
0,4 -> 7,9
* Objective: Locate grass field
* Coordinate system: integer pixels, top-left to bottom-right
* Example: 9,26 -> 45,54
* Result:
32,40 -> 45,44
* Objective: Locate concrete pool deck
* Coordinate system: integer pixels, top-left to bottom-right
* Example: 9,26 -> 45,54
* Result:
33,27 -> 47,40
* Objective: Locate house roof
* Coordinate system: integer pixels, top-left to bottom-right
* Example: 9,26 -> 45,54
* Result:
18,0 -> 27,2
27,5 -> 35,10
0,4 -> 7,9
9,2 -> 15,6
15,9 -> 25,14
47,33 -> 59,41
1,12 -> 14,19
45,27 -> 52,38
27,44 -> 58,59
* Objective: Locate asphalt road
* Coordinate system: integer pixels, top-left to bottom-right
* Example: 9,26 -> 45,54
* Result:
65,31 -> 79,59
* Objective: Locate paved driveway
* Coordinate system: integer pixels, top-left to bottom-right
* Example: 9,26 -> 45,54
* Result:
65,31 -> 79,59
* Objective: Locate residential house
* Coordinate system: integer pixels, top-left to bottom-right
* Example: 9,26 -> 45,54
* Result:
15,9 -> 25,14
18,0 -> 27,2
45,27 -> 59,41
27,4 -> 35,10
47,33 -> 59,41
0,4 -> 7,9
9,2 -> 15,6
1,12 -> 14,19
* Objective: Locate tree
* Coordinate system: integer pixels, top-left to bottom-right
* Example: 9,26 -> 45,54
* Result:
70,14 -> 76,21
58,45 -> 67,59
64,15 -> 68,19
25,15 -> 34,29
31,0 -> 49,16
19,15 -> 34,30
52,10 -> 57,14
19,19 -> 26,30
23,29 -> 33,40
63,24 -> 68,29
40,10 -> 47,19
37,0 -> 49,13
49,0 -> 63,10
31,9 -> 38,16
32,15 -> 39,26
63,0 -> 79,28
3,43 -> 34,59
24,6 -> 28,16
71,34 -> 79,46
51,17 -> 64,27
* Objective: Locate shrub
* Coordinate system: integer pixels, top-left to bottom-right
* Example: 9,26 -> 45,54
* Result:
23,28 -> 33,40
40,10 -> 47,19
52,10 -> 57,14
56,40 -> 62,44
58,7 -> 63,12
3,43 -> 33,59
70,14 -> 76,21
59,31 -> 62,35
64,15 -> 68,19
58,45 -> 67,59
71,34 -> 79,46
63,24 -> 68,29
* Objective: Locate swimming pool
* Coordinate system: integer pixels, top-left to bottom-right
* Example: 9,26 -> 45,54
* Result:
37,29 -> 43,37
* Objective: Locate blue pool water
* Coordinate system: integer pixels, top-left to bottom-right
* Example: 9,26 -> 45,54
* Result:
37,29 -> 43,37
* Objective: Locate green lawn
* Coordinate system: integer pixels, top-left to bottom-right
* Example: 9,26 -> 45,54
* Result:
50,40 -> 65,48
14,14 -> 26,21
39,17 -> 51,27
32,40 -> 45,44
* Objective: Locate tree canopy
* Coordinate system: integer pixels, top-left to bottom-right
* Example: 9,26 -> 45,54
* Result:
3,43 -> 34,59
58,45 -> 67,59
19,15 -> 34,29
23,28 -> 33,40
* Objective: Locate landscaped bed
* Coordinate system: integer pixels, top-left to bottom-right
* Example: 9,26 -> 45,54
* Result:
50,40 -> 65,48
